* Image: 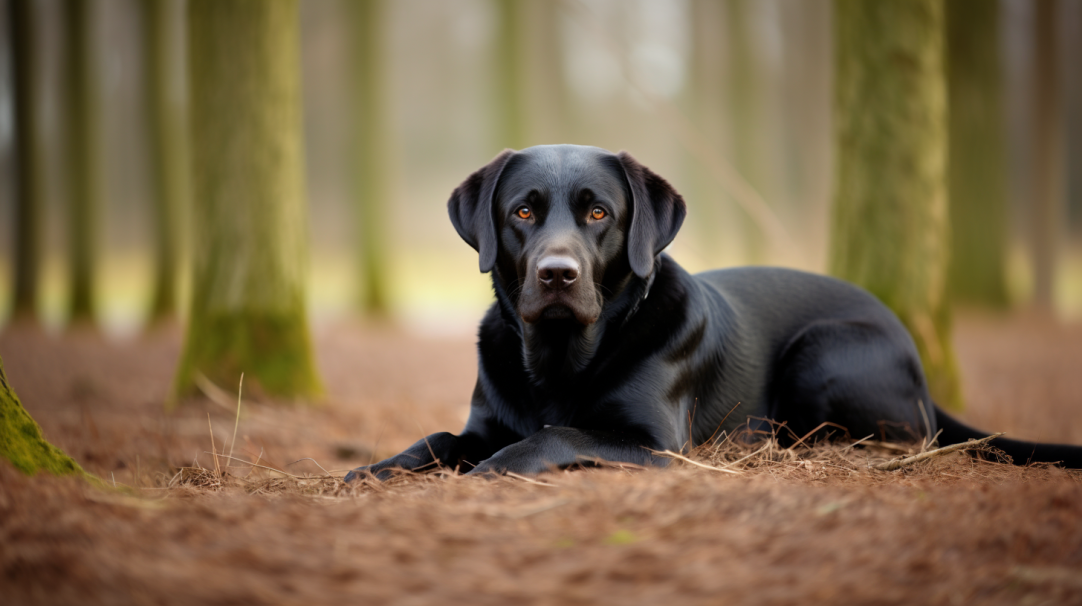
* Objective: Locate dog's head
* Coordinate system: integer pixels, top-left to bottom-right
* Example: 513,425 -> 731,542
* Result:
448,145 -> 686,326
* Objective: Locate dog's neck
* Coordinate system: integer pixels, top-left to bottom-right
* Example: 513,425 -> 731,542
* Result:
495,260 -> 658,390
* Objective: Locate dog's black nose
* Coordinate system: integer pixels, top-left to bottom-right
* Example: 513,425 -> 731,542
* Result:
537,256 -> 579,290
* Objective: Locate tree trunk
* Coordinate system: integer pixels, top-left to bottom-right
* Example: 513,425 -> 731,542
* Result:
726,0 -> 767,263
62,0 -> 101,325
9,0 -> 43,321
0,357 -> 83,476
494,0 -> 528,150
347,0 -> 390,316
830,0 -> 961,410
174,0 -> 321,401
1030,0 -> 1062,312
946,0 -> 1010,307
144,0 -> 189,322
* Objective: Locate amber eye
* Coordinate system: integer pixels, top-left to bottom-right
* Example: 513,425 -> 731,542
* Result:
591,207 -> 607,220
516,207 -> 532,220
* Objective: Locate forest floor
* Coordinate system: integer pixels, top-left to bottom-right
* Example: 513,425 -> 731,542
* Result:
2,313 -> 1082,605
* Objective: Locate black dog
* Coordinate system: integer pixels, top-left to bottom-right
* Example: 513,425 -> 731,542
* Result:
345,144 -> 1082,481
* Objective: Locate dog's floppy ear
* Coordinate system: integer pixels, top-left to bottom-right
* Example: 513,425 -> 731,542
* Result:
447,149 -> 516,273
617,151 -> 687,278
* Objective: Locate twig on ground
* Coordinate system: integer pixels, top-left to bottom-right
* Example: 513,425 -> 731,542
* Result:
873,433 -> 1005,471
206,452 -> 311,479
651,449 -> 742,474
505,472 -> 557,486
286,457 -> 332,476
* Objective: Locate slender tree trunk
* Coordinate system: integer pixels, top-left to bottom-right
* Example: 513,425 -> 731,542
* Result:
62,0 -> 101,325
1031,0 -> 1062,312
0,357 -> 84,476
1065,0 -> 1082,237
144,0 -> 189,322
522,0 -> 571,144
494,0 -> 527,150
9,0 -> 43,321
174,0 -> 321,401
347,0 -> 390,316
726,0 -> 767,263
687,0 -> 729,264
830,0 -> 961,410
946,0 -> 1010,307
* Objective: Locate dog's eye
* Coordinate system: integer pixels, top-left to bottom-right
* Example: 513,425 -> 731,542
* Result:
591,207 -> 607,220
516,207 -> 532,220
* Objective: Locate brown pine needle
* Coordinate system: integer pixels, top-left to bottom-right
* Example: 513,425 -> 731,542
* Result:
228,373 -> 244,460
207,413 -> 221,477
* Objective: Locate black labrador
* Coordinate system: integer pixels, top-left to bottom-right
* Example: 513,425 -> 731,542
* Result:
345,144 -> 1082,481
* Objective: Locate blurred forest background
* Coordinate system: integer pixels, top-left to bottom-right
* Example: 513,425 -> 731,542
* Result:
0,0 -> 1080,340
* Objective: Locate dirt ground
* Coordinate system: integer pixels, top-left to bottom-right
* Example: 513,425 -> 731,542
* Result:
1,313 -> 1082,605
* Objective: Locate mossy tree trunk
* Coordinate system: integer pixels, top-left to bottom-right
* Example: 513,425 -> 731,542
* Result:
0,357 -> 84,476
144,0 -> 189,322
1030,0 -> 1062,312
62,0 -> 101,325
9,0 -> 43,321
174,0 -> 321,401
946,0 -> 1010,308
347,0 -> 390,316
830,0 -> 961,410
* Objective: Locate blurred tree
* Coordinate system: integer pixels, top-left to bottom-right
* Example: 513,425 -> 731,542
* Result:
946,0 -> 1010,307
9,0 -> 43,321
830,0 -> 961,410
62,0 -> 102,325
347,0 -> 390,316
522,0 -> 571,144
726,0 -> 767,263
494,0 -> 528,150
143,0 -> 189,322
174,0 -> 322,401
1030,0 -> 1062,312
1067,1 -> 1082,237
1,357 -> 84,477
686,0 -> 729,264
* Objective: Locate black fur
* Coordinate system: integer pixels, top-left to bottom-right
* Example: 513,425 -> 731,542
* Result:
345,144 -> 1082,481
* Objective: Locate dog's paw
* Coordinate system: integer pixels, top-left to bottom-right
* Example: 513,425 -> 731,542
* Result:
342,464 -> 398,483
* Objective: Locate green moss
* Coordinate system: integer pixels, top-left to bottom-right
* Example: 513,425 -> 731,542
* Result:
0,356 -> 85,476
172,310 -> 322,404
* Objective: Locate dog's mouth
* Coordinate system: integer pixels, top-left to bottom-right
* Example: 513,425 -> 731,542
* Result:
539,305 -> 574,320
519,296 -> 601,326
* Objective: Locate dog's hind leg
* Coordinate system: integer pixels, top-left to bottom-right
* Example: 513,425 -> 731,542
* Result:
767,319 -> 934,445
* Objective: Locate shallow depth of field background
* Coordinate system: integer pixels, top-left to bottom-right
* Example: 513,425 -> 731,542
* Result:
1,0 -> 1080,338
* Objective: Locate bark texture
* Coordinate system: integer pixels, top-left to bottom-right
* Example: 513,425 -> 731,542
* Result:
348,0 -> 390,315
9,0 -> 43,320
830,0 -> 961,410
174,0 -> 321,401
946,0 -> 1010,308
0,357 -> 83,476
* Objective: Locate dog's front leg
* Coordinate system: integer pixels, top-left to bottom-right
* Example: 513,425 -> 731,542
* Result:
344,431 -> 487,482
465,426 -> 664,476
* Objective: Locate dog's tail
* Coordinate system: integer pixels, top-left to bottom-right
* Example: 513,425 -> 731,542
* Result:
933,405 -> 1082,468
